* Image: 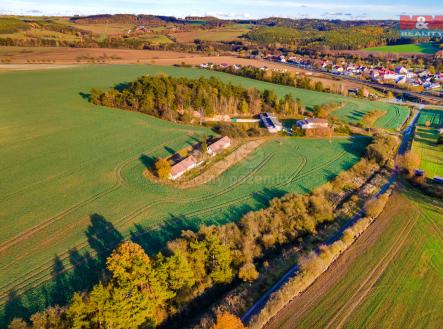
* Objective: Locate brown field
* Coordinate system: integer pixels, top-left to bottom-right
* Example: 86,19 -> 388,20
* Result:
0,47 -> 361,90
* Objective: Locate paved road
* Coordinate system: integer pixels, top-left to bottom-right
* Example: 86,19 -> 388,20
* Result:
240,108 -> 422,325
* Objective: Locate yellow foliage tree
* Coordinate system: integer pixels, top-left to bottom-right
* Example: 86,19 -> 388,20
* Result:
212,313 -> 246,329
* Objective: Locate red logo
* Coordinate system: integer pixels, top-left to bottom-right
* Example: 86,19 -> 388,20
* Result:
400,16 -> 443,30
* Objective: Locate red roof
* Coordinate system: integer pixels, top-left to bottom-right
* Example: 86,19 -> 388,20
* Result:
208,136 -> 231,153
170,155 -> 197,177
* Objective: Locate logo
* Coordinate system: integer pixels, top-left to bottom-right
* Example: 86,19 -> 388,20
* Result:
400,15 -> 443,37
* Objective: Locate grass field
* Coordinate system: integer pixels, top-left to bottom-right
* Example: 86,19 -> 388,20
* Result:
170,24 -> 252,43
364,43 -> 440,54
267,189 -> 443,329
412,109 -> 443,178
0,65 -> 372,324
81,64 -> 407,129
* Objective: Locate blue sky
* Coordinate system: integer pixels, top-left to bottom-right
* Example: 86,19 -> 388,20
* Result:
1,0 -> 443,20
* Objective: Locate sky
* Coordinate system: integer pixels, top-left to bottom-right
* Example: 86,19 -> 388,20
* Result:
1,0 -> 443,20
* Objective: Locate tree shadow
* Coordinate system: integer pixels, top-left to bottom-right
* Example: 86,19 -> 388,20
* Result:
79,92 -> 91,102
164,146 -> 176,155
252,187 -> 287,205
114,82 -> 130,92
85,214 -> 124,268
139,154 -> 156,168
2,291 -> 29,326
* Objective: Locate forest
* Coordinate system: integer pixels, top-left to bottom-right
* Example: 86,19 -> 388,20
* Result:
90,75 -> 302,121
7,135 -> 400,329
246,26 -> 399,50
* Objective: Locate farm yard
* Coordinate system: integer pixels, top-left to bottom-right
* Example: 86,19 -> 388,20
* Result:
363,42 -> 440,54
412,109 -> 443,178
0,65 -> 372,324
265,189 -> 443,329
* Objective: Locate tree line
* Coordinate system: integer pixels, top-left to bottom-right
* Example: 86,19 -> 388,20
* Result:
7,135 -> 399,329
207,65 -> 347,96
90,75 -> 303,122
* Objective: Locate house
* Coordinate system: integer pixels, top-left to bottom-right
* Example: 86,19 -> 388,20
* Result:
332,65 -> 344,74
260,112 -> 283,133
296,118 -> 329,129
170,155 -> 198,180
207,136 -> 231,156
395,66 -> 408,75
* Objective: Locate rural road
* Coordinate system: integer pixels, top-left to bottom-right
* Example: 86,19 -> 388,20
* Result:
240,107 -> 422,325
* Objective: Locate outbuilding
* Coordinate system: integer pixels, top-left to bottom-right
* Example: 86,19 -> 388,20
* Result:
207,136 -> 231,156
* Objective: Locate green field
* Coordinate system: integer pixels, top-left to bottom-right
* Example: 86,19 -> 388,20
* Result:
364,43 -> 440,54
278,189 -> 443,329
412,109 -> 443,178
97,65 -> 407,129
0,65 -> 372,324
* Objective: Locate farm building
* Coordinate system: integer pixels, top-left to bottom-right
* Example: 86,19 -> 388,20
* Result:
296,118 -> 329,130
260,112 -> 283,133
208,136 -> 231,155
170,155 -> 199,180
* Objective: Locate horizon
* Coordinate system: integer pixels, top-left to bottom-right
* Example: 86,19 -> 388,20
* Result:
1,0 -> 443,21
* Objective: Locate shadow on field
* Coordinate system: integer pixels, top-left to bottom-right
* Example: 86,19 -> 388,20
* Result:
1,214 -> 123,326
79,92 -> 91,102
139,154 -> 156,168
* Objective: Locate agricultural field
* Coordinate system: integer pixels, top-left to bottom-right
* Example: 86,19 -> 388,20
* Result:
364,42 -> 440,54
0,65 -> 371,324
85,65 -> 408,129
266,189 -> 443,329
412,109 -> 443,178
170,24 -> 252,43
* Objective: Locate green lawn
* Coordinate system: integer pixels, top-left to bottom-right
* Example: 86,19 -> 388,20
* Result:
0,65 -> 371,324
412,109 -> 443,178
364,43 -> 440,54
292,189 -> 443,329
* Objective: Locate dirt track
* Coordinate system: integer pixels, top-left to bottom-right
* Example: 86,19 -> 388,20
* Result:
264,192 -> 418,329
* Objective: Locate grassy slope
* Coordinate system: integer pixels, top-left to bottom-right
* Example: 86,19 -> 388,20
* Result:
292,189 -> 443,329
0,65 -> 370,323
364,43 -> 439,54
412,109 -> 443,178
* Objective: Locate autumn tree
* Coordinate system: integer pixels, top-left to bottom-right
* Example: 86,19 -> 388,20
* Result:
155,158 -> 171,179
212,312 -> 246,329
238,262 -> 259,282
397,151 -> 420,177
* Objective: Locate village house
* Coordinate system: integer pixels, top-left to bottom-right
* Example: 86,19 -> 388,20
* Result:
296,118 -> 329,129
170,155 -> 199,180
207,136 -> 231,156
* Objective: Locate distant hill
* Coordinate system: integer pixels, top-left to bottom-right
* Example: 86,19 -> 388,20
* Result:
70,14 -> 175,26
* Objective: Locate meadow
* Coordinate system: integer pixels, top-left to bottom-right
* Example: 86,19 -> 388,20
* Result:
171,24 -> 252,43
412,109 -> 443,178
267,189 -> 443,329
364,42 -> 440,54
0,65 -> 371,324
